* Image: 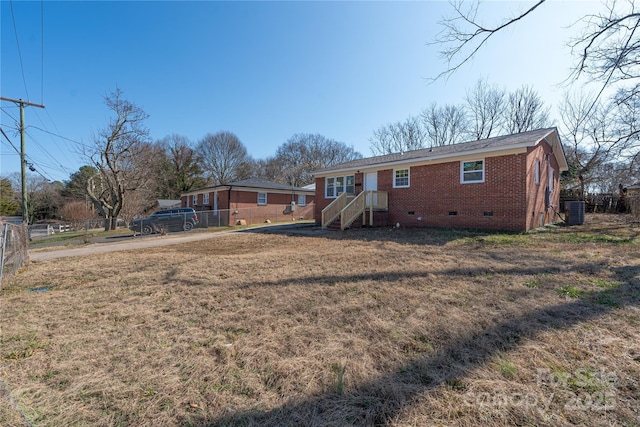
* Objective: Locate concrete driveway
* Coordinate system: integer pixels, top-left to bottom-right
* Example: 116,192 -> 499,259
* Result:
28,223 -> 323,262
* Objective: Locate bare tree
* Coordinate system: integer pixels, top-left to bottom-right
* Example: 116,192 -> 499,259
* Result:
434,0 -> 547,80
196,131 -> 251,185
436,1 -> 640,112
422,103 -> 468,147
569,2 -> 640,102
370,116 -> 427,155
465,78 -> 505,140
85,89 -> 151,231
560,91 -> 625,196
59,201 -> 96,231
502,85 -> 550,134
155,134 -> 206,199
272,134 -> 362,186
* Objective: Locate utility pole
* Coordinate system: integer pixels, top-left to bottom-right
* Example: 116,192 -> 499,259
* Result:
0,96 -> 45,225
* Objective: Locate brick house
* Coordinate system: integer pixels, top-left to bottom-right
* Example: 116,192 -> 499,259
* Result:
181,178 -> 316,226
314,128 -> 568,232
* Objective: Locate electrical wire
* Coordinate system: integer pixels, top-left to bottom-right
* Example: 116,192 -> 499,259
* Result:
28,125 -> 91,149
0,127 -> 21,155
25,129 -> 76,175
9,0 -> 31,101
41,0 -> 44,103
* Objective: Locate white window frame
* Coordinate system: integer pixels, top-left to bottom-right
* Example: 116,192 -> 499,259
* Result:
298,194 -> 306,206
461,159 -> 485,184
192,194 -> 198,206
258,192 -> 267,205
393,168 -> 410,188
325,174 -> 355,198
548,165 -> 555,192
534,159 -> 540,185
203,193 -> 210,205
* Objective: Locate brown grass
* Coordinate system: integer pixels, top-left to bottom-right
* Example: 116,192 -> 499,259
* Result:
1,214 -> 639,426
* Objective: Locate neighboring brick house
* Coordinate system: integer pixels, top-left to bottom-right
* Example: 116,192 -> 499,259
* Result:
314,128 -> 568,232
181,178 -> 315,226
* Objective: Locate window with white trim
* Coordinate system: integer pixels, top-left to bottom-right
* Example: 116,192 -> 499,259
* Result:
534,159 -> 540,185
461,160 -> 484,183
203,193 -> 210,205
325,174 -> 355,198
393,168 -> 410,188
548,166 -> 554,192
298,194 -> 306,206
258,192 -> 267,205
192,194 -> 198,206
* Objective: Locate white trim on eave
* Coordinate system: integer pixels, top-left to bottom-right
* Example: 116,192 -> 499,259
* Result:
314,146 -> 529,177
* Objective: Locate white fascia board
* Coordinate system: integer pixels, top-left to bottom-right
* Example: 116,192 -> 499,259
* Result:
314,145 -> 532,177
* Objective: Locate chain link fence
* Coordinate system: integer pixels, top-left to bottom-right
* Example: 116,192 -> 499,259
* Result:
0,221 -> 29,281
194,204 -> 315,228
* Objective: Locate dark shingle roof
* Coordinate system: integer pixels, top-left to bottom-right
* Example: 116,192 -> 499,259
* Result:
221,178 -> 312,192
315,128 -> 560,174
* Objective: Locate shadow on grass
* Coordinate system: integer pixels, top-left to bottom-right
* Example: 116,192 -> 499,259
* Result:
178,263 -> 640,426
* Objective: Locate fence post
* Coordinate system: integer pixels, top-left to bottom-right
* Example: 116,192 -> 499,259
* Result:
0,224 -> 9,281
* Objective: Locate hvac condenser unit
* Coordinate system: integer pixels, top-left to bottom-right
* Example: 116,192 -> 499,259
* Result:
565,201 -> 585,225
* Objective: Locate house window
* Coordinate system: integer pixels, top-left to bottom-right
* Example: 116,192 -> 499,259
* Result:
394,168 -> 410,188
325,174 -> 355,198
298,194 -> 306,206
258,192 -> 267,205
346,175 -> 355,194
192,195 -> 198,206
203,193 -> 209,205
461,160 -> 484,183
548,166 -> 555,192
535,159 -> 540,185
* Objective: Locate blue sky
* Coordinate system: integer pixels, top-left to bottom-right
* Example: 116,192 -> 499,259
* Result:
1,1 -> 601,183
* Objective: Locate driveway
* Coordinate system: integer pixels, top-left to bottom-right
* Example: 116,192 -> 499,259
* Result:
28,223 -> 323,261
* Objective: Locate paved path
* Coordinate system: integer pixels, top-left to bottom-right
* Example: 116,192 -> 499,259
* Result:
29,223 -> 323,262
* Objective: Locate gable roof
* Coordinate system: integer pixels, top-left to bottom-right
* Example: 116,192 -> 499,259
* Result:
314,127 -> 567,176
183,178 -> 314,196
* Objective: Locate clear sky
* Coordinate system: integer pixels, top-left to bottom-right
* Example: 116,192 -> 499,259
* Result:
1,0 -> 602,183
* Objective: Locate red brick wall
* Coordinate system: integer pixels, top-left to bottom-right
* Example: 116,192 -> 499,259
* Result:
184,190 -> 314,211
381,155 -> 528,231
315,154 -> 532,231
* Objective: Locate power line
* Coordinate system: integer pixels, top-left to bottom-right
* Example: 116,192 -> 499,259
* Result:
41,0 -> 44,103
0,127 -> 20,155
28,125 -> 91,149
26,129 -> 76,175
9,0 -> 31,101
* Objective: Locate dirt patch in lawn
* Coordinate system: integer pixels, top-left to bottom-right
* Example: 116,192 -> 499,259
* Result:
1,214 -> 639,426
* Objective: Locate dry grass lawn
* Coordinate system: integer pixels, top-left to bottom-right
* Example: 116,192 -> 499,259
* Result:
1,214 -> 639,426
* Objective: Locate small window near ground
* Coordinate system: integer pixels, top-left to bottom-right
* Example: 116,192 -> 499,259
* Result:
394,168 -> 410,188
461,160 -> 484,183
298,194 -> 306,206
258,192 -> 267,205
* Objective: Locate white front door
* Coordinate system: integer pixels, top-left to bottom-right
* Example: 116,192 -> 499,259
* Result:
364,172 -> 378,206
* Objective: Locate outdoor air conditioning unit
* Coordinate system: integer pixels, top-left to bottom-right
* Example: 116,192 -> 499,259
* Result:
565,201 -> 585,225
